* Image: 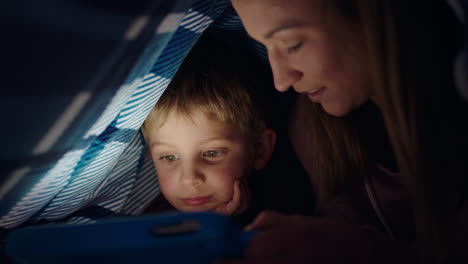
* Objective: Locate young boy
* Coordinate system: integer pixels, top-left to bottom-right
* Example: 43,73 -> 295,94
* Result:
140,31 -> 276,217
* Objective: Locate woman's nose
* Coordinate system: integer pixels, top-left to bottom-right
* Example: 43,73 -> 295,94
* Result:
268,50 -> 303,92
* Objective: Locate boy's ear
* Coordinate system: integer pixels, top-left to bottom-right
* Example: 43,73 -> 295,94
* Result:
253,128 -> 276,170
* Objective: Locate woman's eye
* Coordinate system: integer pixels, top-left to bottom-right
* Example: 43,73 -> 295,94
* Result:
287,41 -> 303,54
159,155 -> 178,162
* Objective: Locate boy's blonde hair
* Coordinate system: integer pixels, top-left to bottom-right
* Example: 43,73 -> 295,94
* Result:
141,31 -> 272,155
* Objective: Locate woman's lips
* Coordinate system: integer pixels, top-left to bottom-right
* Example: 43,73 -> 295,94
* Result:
182,196 -> 212,206
307,87 -> 325,103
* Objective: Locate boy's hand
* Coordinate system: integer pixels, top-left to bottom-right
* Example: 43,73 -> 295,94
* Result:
214,180 -> 249,215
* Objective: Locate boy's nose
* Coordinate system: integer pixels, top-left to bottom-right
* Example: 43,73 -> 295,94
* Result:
180,165 -> 204,186
268,50 -> 303,92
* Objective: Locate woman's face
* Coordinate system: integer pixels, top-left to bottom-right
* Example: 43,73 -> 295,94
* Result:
232,0 -> 373,116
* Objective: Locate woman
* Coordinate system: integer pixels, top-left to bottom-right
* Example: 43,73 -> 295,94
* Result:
225,0 -> 468,263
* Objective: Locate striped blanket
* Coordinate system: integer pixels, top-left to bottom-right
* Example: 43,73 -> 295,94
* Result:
0,0 -> 265,229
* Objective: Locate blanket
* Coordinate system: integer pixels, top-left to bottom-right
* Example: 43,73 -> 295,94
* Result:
0,0 -> 262,229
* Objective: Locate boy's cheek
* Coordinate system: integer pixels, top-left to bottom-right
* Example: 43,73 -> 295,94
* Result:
210,170 -> 238,187
157,172 -> 178,194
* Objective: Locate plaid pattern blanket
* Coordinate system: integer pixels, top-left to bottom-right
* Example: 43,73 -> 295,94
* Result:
0,0 -> 260,229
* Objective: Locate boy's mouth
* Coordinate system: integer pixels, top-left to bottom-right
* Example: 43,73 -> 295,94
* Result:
182,195 -> 212,206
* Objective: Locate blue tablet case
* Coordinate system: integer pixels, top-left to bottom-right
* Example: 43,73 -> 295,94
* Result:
6,212 -> 254,264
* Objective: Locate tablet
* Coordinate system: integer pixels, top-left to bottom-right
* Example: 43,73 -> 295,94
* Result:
6,211 -> 254,264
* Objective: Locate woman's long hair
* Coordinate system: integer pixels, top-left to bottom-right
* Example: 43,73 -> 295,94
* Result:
298,96 -> 390,205
358,0 -> 467,262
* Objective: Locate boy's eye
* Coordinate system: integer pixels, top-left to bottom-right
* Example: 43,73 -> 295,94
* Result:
159,155 -> 178,162
287,41 -> 303,54
203,150 -> 220,158
203,150 -> 219,157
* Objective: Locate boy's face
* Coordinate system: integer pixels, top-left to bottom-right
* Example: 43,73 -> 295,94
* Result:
146,110 -> 252,213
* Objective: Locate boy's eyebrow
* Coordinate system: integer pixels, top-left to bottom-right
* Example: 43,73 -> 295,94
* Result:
150,141 -> 173,148
199,137 -> 233,144
200,135 -> 238,144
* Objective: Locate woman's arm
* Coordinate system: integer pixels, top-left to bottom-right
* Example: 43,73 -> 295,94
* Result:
221,211 -> 416,264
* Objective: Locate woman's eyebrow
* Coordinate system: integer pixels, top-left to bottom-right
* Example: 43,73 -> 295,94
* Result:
264,23 -> 303,39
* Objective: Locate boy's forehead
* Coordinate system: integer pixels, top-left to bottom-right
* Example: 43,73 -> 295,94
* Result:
149,110 -> 245,143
